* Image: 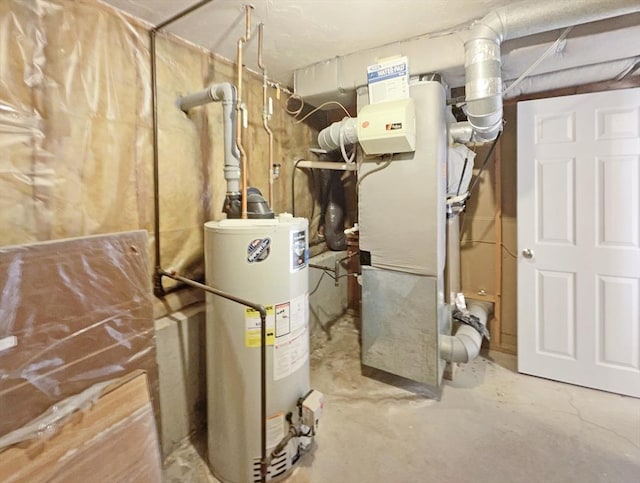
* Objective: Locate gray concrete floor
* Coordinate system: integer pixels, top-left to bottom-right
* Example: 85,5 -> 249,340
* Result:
164,313 -> 640,483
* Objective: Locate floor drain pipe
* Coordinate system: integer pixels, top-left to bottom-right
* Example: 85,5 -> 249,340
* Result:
441,301 -> 493,364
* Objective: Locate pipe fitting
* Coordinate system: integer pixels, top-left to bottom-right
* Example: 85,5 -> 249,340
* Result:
317,117 -> 358,153
440,301 -> 493,364
178,83 -> 242,195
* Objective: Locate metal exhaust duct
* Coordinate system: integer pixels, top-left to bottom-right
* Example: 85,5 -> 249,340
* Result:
465,0 -> 640,141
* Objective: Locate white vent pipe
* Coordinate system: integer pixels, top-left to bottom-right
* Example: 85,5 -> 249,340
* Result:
179,83 -> 241,195
465,0 -> 640,141
441,212 -> 492,364
317,117 -> 358,153
440,301 -> 492,364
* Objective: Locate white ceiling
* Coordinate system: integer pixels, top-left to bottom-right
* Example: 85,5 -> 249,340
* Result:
102,0 -> 515,85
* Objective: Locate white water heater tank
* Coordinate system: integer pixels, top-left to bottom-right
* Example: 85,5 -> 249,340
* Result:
204,214 -> 310,483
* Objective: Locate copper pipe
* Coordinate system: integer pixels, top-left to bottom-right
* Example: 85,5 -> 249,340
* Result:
237,4 -> 253,219
258,23 -> 275,210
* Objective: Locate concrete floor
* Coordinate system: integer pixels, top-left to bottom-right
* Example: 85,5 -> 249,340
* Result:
164,313 -> 640,483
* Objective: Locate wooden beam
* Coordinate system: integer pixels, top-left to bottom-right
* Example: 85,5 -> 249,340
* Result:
504,77 -> 640,105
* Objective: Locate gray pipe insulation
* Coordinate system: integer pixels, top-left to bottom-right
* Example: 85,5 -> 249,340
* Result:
179,83 -> 241,194
318,1 -> 640,147
465,0 -> 640,141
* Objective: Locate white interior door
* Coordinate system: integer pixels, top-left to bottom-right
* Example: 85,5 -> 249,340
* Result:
518,88 -> 640,397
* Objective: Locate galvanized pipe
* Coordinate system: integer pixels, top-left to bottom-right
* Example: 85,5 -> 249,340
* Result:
465,0 -> 640,142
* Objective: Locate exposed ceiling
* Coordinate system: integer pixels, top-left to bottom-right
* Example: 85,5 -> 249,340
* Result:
101,0 -> 516,86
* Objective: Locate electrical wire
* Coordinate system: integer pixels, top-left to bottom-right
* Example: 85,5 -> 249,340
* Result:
503,27 -> 573,96
285,93 -> 304,117
356,154 -> 393,189
339,126 -> 356,164
461,239 -> 518,259
615,56 -> 640,81
309,271 -> 327,296
466,131 -> 501,196
459,131 -> 501,238
294,101 -> 351,124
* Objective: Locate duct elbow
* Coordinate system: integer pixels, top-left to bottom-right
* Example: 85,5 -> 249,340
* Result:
179,82 -> 237,112
440,301 -> 492,364
210,82 -> 237,105
317,117 -> 358,153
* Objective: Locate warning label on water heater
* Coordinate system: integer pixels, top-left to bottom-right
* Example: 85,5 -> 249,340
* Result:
245,305 -> 275,347
290,230 -> 308,272
273,293 -> 309,381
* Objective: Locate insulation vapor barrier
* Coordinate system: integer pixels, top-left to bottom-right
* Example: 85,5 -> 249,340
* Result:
0,231 -> 158,438
0,0 -> 202,279
0,0 -> 155,247
0,0 -> 318,283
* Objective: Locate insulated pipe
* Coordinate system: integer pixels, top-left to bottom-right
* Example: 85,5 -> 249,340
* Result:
440,301 -> 493,363
465,0 -> 640,142
317,117 -> 358,153
179,83 -> 241,195
237,4 -> 253,219
445,214 -> 461,304
450,121 -> 475,145
258,23 -> 275,210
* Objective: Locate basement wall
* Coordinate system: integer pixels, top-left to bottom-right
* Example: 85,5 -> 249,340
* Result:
0,0 -> 323,453
460,78 -> 640,354
0,0 -> 320,281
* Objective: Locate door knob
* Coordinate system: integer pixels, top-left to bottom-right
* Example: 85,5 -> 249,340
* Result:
522,248 -> 534,259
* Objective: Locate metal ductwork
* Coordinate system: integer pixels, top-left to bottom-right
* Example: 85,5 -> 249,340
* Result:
179,83 -> 241,195
465,0 -> 640,141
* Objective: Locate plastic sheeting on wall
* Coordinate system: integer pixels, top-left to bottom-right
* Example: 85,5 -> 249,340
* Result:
0,0 -> 318,282
0,230 -> 158,437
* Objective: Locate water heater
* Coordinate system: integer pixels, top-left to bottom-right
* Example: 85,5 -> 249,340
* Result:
205,214 -> 318,482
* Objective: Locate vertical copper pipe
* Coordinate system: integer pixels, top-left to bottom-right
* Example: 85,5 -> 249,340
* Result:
258,23 -> 275,211
237,5 -> 253,219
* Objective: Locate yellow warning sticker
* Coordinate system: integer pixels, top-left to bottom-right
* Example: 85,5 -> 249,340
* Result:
245,305 -> 275,347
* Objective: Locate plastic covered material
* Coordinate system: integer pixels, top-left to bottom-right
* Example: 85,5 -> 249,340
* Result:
0,371 -> 163,483
0,0 -> 318,283
0,230 -> 157,438
0,380 -> 112,450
